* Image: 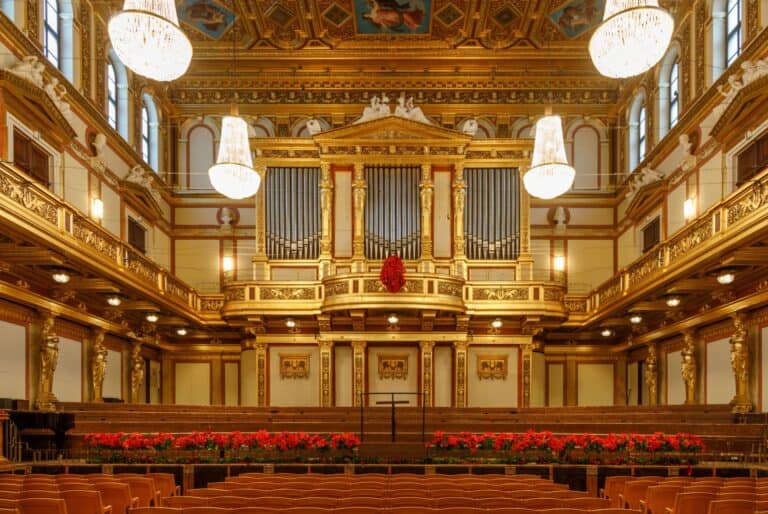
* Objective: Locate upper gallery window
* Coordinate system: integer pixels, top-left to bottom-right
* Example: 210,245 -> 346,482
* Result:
668,61 -> 680,128
726,0 -> 742,66
628,92 -> 647,172
107,59 -> 118,130
43,0 -> 60,68
141,94 -> 159,171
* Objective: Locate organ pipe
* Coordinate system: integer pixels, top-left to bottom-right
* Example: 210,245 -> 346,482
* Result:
265,167 -> 321,260
464,168 -> 520,260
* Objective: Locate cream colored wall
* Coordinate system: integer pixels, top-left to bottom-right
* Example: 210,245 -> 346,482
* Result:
269,346 -> 320,407
666,182 -> 687,237
530,351 -> 545,407
224,362 -> 239,406
148,360 -> 161,404
154,230 -> 171,271
174,208 -> 219,225
54,337 -> 82,402
571,127 -> 600,190
334,171 -> 353,258
103,349 -> 122,400
577,363 -> 613,406
706,338 -> 734,404
567,208 -> 613,225
271,268 -> 317,281
531,239 -> 550,280
175,362 -> 211,405
0,320 -> 26,399
236,240 -> 256,281
101,184 -> 121,237
617,229 -> 636,269
240,349 -> 258,406
174,239 -> 220,293
433,170 -> 452,258
187,125 -> 216,192
434,345 -> 452,407
530,208 -> 548,225
699,152 -> 724,212
567,239 -> 614,293
467,346 -> 519,407
367,346 -> 419,406
666,350 -> 685,405
627,362 -> 639,405
547,363 -> 564,407
335,346 -> 352,407
63,153 -> 89,214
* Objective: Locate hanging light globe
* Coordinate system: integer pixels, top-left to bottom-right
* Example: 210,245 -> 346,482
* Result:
589,0 -> 674,78
208,115 -> 261,200
108,0 -> 192,82
524,115 -> 576,200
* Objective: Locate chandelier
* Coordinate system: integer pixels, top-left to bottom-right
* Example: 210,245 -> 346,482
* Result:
108,0 -> 192,82
523,115 -> 575,200
589,0 -> 674,78
209,113 -> 261,199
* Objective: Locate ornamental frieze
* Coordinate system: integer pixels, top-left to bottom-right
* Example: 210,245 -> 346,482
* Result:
628,250 -> 663,287
0,175 -> 58,225
363,278 -> 423,294
728,182 -> 768,225
597,277 -> 622,304
437,281 -> 463,298
260,287 -> 316,300
564,299 -> 587,312
71,220 -> 119,261
543,288 -> 564,302
473,287 -> 529,301
324,281 -> 349,298
667,219 -> 713,263
224,287 -> 246,302
200,298 -> 225,311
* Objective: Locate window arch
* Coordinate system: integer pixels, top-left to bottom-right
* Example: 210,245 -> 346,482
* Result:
141,93 -> 159,172
628,92 -> 647,173
107,50 -> 129,140
725,0 -> 742,65
43,0 -> 74,80
657,45 -> 681,140
712,0 -> 742,79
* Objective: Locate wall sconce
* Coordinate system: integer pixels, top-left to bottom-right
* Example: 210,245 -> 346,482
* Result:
683,197 -> 696,221
222,256 -> 234,273
553,255 -> 566,272
91,198 -> 104,220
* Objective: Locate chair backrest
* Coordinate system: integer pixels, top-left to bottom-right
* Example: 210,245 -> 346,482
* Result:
120,477 -> 157,507
562,497 -> 612,509
18,490 -> 59,500
93,482 -> 133,514
17,497 -> 67,514
181,508 -> 232,514
128,508 -> 181,514
0,499 -> 18,509
161,496 -> 208,508
146,474 -> 179,498
621,480 -> 657,509
671,492 -> 716,514
707,499 -> 756,514
60,489 -> 106,514
0,508 -> 19,514
644,484 -> 684,514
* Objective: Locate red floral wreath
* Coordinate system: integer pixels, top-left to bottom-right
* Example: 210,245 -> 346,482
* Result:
380,255 -> 406,293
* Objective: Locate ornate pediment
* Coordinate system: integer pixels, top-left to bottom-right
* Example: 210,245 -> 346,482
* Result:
314,115 -> 471,148
625,169 -> 667,223
120,166 -> 165,223
711,71 -> 768,144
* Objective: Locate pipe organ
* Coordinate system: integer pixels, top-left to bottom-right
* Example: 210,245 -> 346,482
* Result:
464,168 -> 520,260
265,167 -> 321,260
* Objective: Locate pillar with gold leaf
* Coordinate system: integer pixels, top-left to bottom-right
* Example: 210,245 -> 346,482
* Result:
419,163 -> 434,270
253,164 -> 268,280
644,343 -> 658,406
90,327 -> 107,402
319,161 -> 334,275
452,164 -> 466,277
681,330 -> 697,404
352,163 -> 366,268
419,341 -> 435,407
35,311 -> 59,411
319,340 -> 334,407
730,313 -> 753,413
130,342 -> 145,403
453,341 -> 468,407
352,341 -> 367,407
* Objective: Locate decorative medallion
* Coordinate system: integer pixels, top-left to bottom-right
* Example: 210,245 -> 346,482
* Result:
177,0 -> 236,40
548,0 -> 605,39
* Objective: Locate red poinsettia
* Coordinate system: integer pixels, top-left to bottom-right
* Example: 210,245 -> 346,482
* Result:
380,255 -> 406,293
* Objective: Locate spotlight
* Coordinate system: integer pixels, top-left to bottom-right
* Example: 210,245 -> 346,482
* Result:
600,328 -> 613,337
52,270 -> 71,284
176,327 -> 188,336
665,296 -> 682,308
106,294 -> 122,307
285,318 -> 296,329
629,313 -> 643,324
491,318 -> 503,329
387,313 -> 399,325
145,312 -> 159,323
716,270 -> 736,285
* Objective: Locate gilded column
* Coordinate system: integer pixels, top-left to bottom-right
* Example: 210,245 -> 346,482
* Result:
90,328 -> 107,402
352,341 -> 366,406
319,340 -> 334,407
452,164 -> 466,259
517,166 -> 533,280
352,163 -> 366,265
319,162 -> 334,262
419,164 -> 434,266
453,341 -> 468,408
130,342 -> 145,403
644,343 -> 658,406
681,330 -> 697,405
730,313 -> 753,413
521,343 -> 532,408
255,342 -> 268,407
253,164 -> 268,280
35,312 -> 59,411
419,341 -> 435,407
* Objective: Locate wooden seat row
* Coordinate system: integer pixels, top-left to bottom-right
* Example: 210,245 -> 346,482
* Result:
140,508 -> 641,514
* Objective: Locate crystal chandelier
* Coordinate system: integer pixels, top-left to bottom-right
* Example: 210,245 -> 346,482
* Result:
208,112 -> 261,199
524,115 -> 575,200
108,0 -> 192,82
589,0 -> 674,78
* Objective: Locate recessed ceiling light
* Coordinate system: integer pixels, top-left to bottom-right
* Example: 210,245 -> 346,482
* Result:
387,313 -> 399,325
145,312 -> 159,323
285,318 -> 296,329
176,327 -> 188,336
491,318 -> 503,329
665,296 -> 682,308
106,294 -> 122,307
52,270 -> 71,284
716,270 -> 736,285
600,328 -> 613,337
629,313 -> 643,324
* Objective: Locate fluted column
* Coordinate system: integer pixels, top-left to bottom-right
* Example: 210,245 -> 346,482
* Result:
90,328 -> 107,402
730,313 -> 753,413
644,343 -> 658,406
319,162 -> 334,263
453,341 -> 468,407
35,311 -> 59,411
452,164 -> 466,272
352,341 -> 367,406
319,340 -> 334,407
253,164 -> 268,280
419,164 -> 434,268
681,330 -> 697,404
352,163 -> 366,266
419,341 -> 435,407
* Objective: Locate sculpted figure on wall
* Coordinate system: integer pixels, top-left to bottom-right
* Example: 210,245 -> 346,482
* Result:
8,56 -> 45,87
730,313 -> 752,413
36,313 -> 59,411
681,330 -> 697,404
644,344 -> 658,405
130,342 -> 145,403
91,329 -> 107,402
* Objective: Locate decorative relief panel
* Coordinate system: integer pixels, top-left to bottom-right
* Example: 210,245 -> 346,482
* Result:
224,287 -> 246,301
259,287 -> 315,300
728,182 -> 768,225
477,354 -> 508,380
378,354 -> 408,380
667,219 -> 713,262
473,286 -> 529,300
324,280 -> 349,297
0,175 -> 58,225
279,353 -> 310,379
72,221 -> 119,261
437,281 -> 462,297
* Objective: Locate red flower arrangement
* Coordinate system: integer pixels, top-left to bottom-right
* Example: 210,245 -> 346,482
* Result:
380,255 -> 406,293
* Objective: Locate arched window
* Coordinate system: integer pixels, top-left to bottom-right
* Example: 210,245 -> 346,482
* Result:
107,50 -> 129,139
657,46 -> 681,139
628,92 -> 647,172
43,0 -> 60,68
726,0 -> 742,65
141,93 -> 159,172
2,1 -> 16,23
107,60 -> 118,130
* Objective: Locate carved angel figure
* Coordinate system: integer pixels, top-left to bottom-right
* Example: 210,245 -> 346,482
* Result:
8,56 -> 45,87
